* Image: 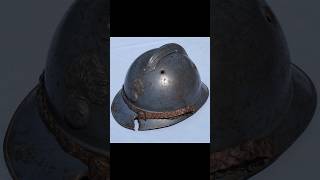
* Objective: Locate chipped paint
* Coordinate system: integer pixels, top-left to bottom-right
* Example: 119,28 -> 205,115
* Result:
132,79 -> 144,101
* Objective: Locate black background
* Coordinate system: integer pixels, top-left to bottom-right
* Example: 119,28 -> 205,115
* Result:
0,0 -> 319,179
110,0 -> 210,179
111,0 -> 210,37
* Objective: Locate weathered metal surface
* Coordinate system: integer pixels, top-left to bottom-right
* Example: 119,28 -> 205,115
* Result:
4,88 -> 87,180
212,0 -> 293,153
44,0 -> 109,152
146,43 -> 187,72
211,138 -> 274,179
111,43 -> 209,130
136,106 -> 195,120
121,88 -> 196,120
37,78 -> 109,180
211,0 -> 317,179
211,65 -> 317,180
4,0 -> 110,179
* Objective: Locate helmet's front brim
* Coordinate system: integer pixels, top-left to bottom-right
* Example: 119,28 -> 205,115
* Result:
111,82 -> 209,131
211,64 -> 317,180
4,86 -> 88,180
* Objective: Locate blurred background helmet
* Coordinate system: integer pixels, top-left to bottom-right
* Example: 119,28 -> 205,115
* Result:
211,0 -> 317,179
4,0 -> 110,179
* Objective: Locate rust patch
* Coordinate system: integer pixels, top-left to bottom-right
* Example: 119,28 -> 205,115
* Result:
137,106 -> 195,120
37,78 -> 109,179
175,93 -> 184,100
121,89 -> 195,120
211,138 -> 274,175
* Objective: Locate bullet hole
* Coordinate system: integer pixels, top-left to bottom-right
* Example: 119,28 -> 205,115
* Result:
264,7 -> 275,24
266,14 -> 272,23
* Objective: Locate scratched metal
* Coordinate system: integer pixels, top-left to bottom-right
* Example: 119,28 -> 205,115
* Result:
111,44 -> 209,130
4,0 -> 110,179
4,88 -> 87,180
44,0 -> 109,153
212,137 -> 274,178
121,88 -> 196,119
211,0 -> 317,179
37,79 -> 109,180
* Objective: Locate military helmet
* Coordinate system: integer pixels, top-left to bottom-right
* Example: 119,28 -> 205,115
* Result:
211,0 -> 317,179
111,43 -> 209,131
4,0 -> 110,179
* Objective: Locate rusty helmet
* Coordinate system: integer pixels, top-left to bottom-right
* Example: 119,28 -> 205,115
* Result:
4,0 -> 110,179
111,43 -> 209,131
211,0 -> 317,179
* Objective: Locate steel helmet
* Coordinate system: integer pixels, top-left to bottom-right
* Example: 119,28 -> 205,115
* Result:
211,0 -> 317,179
4,0 -> 110,179
111,43 -> 209,131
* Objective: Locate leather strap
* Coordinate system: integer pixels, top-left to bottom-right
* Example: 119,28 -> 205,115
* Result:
121,88 -> 196,120
211,138 -> 274,179
37,74 -> 109,180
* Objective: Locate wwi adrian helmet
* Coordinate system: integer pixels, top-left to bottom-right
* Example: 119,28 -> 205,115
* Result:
112,43 -> 209,131
4,0 -> 110,179
211,0 -> 317,179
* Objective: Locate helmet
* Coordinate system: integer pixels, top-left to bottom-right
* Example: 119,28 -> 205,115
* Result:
211,0 -> 317,179
4,0 -> 110,179
111,43 -> 209,131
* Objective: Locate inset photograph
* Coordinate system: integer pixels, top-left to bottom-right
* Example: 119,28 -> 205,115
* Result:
110,37 -> 210,143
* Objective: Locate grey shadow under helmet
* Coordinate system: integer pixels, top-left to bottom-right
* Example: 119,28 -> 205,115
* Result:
111,43 -> 209,131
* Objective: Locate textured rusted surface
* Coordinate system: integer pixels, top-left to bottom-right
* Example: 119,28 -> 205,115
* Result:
212,0 -> 293,152
121,89 -> 196,120
37,78 -> 109,180
4,88 -> 88,180
136,107 -> 195,120
211,138 -> 274,179
210,0 -> 317,179
44,0 -> 109,152
65,50 -> 108,106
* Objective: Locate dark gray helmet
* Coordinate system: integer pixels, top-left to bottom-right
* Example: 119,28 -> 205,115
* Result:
111,43 -> 209,131
211,0 -> 317,179
4,0 -> 110,179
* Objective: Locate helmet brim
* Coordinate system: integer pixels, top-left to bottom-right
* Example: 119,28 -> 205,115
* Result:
3,87 -> 89,179
111,82 -> 209,131
211,63 -> 317,179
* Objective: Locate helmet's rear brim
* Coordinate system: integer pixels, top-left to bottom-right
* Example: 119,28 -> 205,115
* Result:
211,64 -> 317,180
111,82 -> 209,131
3,86 -> 88,180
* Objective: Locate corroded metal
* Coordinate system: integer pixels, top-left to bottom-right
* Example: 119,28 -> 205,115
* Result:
4,0 -> 110,179
37,75 -> 109,180
212,138 -> 274,176
121,88 -> 196,120
64,50 -> 108,106
44,0 -> 109,153
211,0 -> 317,179
4,87 -> 88,180
111,43 -> 209,131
